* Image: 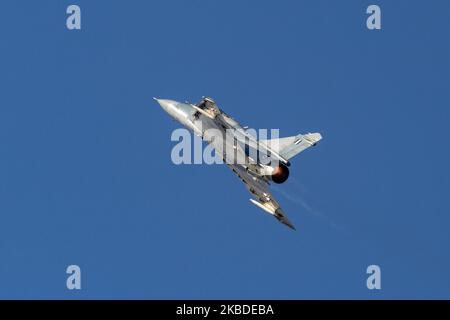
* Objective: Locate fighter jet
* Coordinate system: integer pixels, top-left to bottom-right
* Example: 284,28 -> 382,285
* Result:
155,97 -> 322,230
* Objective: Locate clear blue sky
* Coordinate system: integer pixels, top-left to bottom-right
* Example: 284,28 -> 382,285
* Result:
0,0 -> 449,299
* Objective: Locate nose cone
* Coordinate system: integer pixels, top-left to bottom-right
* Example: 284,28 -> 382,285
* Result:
154,98 -> 178,114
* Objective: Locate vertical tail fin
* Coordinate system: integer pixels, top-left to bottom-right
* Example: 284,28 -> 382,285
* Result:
261,133 -> 322,161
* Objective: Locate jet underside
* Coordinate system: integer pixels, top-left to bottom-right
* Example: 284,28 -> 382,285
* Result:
155,97 -> 322,230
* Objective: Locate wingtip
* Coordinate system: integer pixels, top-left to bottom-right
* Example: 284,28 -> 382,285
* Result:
285,222 -> 296,231
274,209 -> 296,230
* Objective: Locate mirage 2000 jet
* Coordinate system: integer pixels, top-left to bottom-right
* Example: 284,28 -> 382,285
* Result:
155,97 -> 322,230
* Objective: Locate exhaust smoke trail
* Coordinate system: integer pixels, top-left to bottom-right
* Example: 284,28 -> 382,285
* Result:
273,179 -> 339,229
